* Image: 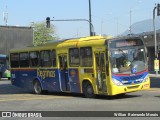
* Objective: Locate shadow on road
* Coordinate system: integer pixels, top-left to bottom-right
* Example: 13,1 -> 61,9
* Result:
44,92 -> 141,100
0,80 -> 142,100
0,84 -> 30,94
0,83 -> 141,100
154,96 -> 160,98
94,94 -> 141,100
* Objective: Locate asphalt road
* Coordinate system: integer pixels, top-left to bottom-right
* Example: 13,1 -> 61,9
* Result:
150,77 -> 160,88
0,78 -> 160,120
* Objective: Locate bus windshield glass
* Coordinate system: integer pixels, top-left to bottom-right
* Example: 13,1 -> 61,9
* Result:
108,38 -> 147,74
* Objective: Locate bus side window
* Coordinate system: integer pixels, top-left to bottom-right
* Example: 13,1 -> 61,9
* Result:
52,50 -> 56,67
10,53 -> 19,68
69,48 -> 79,67
80,47 -> 92,67
30,51 -> 39,67
20,52 -> 29,67
40,50 -> 52,67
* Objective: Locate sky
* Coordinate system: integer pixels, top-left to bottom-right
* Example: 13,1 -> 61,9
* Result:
0,0 -> 160,39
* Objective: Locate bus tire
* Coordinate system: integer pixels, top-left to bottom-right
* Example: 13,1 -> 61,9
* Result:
82,81 -> 95,98
33,80 -> 42,94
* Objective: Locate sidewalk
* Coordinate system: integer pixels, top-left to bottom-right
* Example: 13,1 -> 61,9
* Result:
149,71 -> 160,78
149,74 -> 160,78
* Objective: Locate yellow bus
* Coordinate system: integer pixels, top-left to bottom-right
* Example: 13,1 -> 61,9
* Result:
9,35 -> 150,98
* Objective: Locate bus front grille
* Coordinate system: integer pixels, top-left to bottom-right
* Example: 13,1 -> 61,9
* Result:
127,85 -> 140,89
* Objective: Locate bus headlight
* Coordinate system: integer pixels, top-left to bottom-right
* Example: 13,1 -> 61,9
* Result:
143,75 -> 148,83
112,78 -> 123,86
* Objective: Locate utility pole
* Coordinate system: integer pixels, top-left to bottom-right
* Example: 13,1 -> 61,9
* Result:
153,3 -> 160,75
129,8 -> 132,34
3,5 -> 8,26
89,0 -> 93,36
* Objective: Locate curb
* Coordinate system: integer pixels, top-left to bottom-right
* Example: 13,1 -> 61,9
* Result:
149,74 -> 160,78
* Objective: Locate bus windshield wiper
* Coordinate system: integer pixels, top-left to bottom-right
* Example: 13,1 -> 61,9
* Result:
118,48 -> 127,57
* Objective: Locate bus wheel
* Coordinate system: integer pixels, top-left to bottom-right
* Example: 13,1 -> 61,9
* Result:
82,81 -> 95,98
33,80 -> 42,94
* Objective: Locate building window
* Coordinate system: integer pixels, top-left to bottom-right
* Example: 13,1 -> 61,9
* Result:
30,51 -> 39,67
69,48 -> 79,67
20,52 -> 29,67
10,53 -> 19,68
80,47 -> 92,67
40,50 -> 51,67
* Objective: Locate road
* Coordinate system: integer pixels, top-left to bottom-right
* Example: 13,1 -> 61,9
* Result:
0,78 -> 160,120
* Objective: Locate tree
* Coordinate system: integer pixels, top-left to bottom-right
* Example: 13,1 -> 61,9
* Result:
32,22 -> 57,46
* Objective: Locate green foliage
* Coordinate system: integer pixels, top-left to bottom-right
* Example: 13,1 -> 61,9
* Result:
32,22 -> 57,46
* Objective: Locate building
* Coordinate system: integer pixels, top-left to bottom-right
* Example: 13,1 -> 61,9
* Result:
0,26 -> 33,55
139,30 -> 160,72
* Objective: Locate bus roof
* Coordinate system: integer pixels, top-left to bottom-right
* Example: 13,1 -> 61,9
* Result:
107,35 -> 141,41
10,35 -> 112,53
56,35 -> 112,48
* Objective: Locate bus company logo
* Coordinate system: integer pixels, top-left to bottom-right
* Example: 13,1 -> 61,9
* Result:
131,68 -> 137,74
70,70 -> 76,77
37,69 -> 56,79
2,112 -> 11,117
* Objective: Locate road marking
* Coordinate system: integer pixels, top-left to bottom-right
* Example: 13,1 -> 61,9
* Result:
0,94 -> 73,102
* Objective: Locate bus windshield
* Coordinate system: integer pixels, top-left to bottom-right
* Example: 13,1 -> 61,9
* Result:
108,38 -> 147,74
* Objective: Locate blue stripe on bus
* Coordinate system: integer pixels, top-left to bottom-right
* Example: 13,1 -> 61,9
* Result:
112,71 -> 148,85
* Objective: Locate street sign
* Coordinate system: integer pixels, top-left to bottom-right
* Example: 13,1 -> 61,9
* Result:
154,60 -> 159,71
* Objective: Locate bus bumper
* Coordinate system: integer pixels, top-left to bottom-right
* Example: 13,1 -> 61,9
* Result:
108,80 -> 150,96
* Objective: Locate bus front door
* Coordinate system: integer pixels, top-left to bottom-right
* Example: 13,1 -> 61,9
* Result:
59,54 -> 70,92
95,52 -> 107,93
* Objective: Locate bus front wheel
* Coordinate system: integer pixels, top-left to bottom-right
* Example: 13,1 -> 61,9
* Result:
82,81 -> 95,98
33,80 -> 42,94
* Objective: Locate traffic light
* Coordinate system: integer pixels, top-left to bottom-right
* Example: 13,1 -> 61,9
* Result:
46,17 -> 50,28
157,4 -> 160,16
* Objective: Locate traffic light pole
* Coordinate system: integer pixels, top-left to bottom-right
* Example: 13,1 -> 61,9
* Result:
46,17 -> 95,36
